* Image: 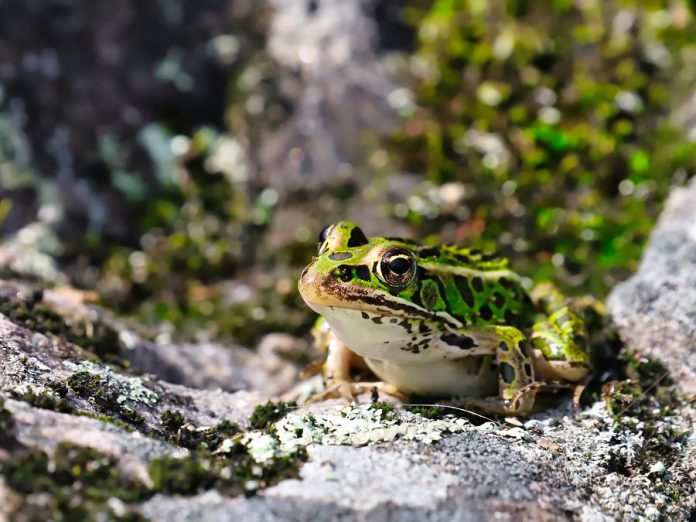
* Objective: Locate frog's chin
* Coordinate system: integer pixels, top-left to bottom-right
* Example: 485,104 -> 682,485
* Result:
306,303 -> 427,363
301,297 -> 408,322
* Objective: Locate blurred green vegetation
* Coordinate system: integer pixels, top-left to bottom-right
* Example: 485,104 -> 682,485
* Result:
382,0 -> 696,296
80,127 -> 306,345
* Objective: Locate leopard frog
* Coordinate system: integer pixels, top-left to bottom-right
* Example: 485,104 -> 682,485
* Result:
298,221 -> 590,416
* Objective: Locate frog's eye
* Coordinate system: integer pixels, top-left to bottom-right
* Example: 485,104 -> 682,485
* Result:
318,225 -> 333,254
318,225 -> 332,244
377,248 -> 417,288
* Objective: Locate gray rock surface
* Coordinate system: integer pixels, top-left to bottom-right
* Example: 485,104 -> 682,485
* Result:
608,177 -> 696,394
141,402 -> 695,521
5,399 -> 184,485
0,312 -> 263,431
261,0 -> 399,189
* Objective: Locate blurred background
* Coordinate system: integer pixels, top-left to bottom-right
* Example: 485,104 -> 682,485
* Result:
1,0 -> 695,348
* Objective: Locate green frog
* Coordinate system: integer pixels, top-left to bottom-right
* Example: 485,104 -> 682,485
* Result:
298,221 -> 591,416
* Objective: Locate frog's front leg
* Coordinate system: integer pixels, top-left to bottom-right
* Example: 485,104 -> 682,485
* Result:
306,323 -> 406,404
529,282 -> 591,383
459,326 -> 538,417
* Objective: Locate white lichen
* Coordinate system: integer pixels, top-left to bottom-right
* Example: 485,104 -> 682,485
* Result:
241,403 -> 470,464
64,360 -> 159,406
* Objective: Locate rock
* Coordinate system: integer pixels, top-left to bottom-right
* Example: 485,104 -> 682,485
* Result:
5,399 -> 184,486
260,0 -> 399,190
124,339 -> 302,397
608,177 -> 696,394
2,214 -> 696,522
0,278 -> 304,397
139,402 -> 695,521
0,312 -> 264,432
0,0 -> 262,240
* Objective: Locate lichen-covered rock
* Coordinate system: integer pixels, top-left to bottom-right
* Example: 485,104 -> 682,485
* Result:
0,291 -> 694,520
140,401 -> 695,521
5,399 -> 184,486
0,311 -> 263,432
608,177 -> 696,394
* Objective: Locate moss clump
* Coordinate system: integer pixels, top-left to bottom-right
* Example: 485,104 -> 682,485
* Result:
160,409 -> 186,433
602,380 -> 643,416
149,443 -> 307,497
80,412 -> 134,433
249,401 -> 296,430
201,420 -> 241,451
0,296 -> 122,364
621,351 -> 674,389
605,352 -> 689,481
149,454 -> 220,495
12,388 -> 74,414
0,397 -> 15,445
67,371 -> 144,426
162,414 -> 241,451
1,443 -> 148,521
369,402 -> 396,417
404,404 -> 448,420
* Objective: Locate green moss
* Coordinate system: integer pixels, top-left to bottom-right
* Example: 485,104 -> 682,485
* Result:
149,443 -> 307,497
1,443 -> 148,521
79,412 -> 134,432
380,0 -> 696,298
160,409 -> 186,432
249,401 -> 296,430
149,454 -> 219,495
203,420 -> 241,451
369,402 -> 395,417
621,351 -> 674,389
67,371 -> 144,426
603,381 -> 643,416
164,416 -> 241,450
11,388 -> 74,414
605,351 -> 689,482
404,404 -> 448,420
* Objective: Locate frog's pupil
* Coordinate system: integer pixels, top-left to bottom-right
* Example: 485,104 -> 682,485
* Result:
389,257 -> 411,275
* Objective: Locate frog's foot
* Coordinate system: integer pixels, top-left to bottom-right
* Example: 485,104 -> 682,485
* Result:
459,382 -> 541,417
305,380 -> 407,404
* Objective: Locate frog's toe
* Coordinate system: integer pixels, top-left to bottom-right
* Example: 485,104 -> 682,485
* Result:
360,382 -> 408,401
459,384 -> 540,417
304,380 -> 406,404
304,380 -> 356,404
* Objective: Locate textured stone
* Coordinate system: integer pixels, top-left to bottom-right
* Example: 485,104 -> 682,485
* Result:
0,312 -> 264,432
608,177 -> 696,393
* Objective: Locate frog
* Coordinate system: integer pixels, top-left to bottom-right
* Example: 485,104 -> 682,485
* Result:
297,221 -> 591,416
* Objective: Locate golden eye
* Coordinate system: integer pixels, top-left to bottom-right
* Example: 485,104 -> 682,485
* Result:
318,224 -> 333,254
377,248 -> 417,288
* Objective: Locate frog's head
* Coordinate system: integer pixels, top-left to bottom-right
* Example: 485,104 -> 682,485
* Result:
298,221 -> 423,318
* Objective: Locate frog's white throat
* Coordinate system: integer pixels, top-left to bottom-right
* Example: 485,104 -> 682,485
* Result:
309,304 -> 440,364
309,304 -> 498,397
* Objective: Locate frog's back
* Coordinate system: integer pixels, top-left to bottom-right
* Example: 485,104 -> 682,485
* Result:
396,242 -> 536,329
